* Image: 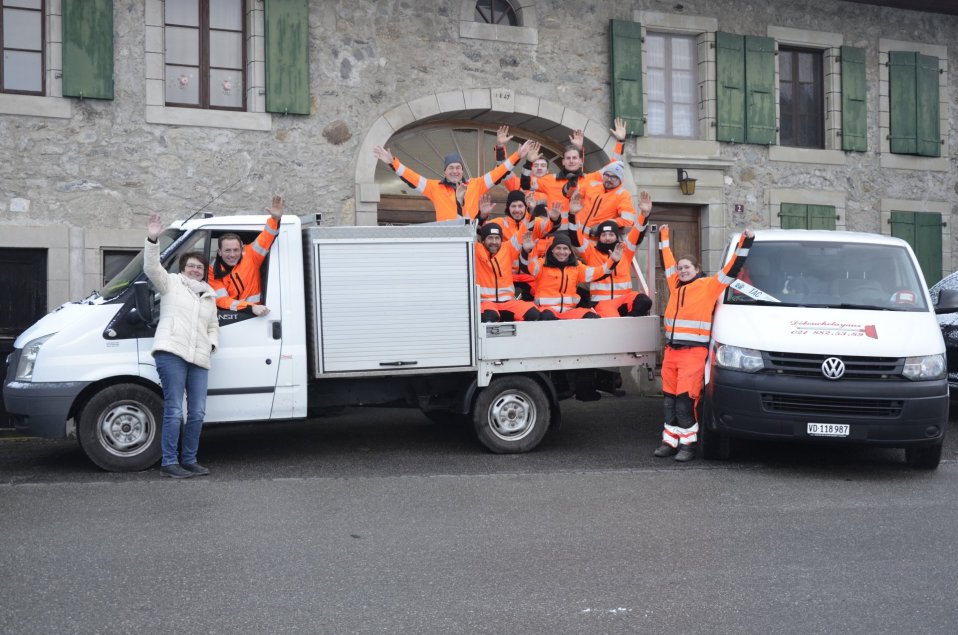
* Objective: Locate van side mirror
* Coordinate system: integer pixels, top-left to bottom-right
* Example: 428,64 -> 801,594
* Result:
132,280 -> 155,324
935,288 -> 958,314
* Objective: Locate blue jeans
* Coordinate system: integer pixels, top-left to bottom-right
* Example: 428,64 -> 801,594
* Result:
154,351 -> 209,467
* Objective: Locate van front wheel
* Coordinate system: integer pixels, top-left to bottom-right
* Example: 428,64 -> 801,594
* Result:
904,443 -> 942,470
77,384 -> 163,472
473,376 -> 550,453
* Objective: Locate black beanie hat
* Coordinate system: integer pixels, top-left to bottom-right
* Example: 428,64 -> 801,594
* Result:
595,220 -> 620,237
479,223 -> 503,239
551,232 -> 573,248
506,190 -> 527,209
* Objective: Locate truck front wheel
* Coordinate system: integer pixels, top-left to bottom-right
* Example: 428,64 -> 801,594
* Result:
77,384 -> 163,472
473,376 -> 550,453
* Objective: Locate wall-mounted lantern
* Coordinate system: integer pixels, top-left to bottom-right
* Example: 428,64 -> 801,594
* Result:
677,169 -> 697,196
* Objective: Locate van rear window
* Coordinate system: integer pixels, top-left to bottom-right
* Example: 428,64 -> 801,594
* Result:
726,241 -> 928,311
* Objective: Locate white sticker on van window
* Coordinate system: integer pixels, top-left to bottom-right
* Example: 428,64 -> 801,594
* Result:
789,321 -> 878,340
729,279 -> 780,303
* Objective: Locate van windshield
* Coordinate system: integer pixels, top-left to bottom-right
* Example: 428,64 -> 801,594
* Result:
99,229 -> 184,300
724,240 -> 929,311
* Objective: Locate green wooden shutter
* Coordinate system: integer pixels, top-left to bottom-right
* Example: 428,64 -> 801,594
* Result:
916,54 -> 941,157
61,0 -> 114,100
610,20 -> 644,137
779,203 -> 808,229
840,46 -> 867,152
807,205 -> 836,230
888,51 -> 918,155
745,36 -> 776,145
716,32 -> 745,143
265,0 -> 310,115
779,203 -> 836,230
891,211 -> 943,287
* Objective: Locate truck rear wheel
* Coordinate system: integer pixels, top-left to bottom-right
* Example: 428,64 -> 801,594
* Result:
78,384 -> 162,472
473,376 -> 550,453
904,443 -> 942,470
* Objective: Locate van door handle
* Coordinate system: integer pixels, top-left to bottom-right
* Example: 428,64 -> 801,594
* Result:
271,321 -> 282,339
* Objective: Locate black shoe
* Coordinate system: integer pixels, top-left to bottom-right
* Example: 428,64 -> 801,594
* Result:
181,462 -> 210,476
653,443 -> 677,458
160,464 -> 194,479
675,445 -> 697,462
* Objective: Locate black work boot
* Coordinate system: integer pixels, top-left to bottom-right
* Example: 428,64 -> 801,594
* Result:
653,443 -> 677,458
674,444 -> 697,463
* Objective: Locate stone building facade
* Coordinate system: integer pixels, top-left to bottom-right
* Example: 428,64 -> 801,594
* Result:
1,0 -> 956,320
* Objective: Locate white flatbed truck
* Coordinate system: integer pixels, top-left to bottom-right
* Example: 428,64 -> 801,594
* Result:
4,215 -> 660,471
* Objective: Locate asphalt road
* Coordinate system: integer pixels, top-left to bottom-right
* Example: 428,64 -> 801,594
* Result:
1,395 -> 956,634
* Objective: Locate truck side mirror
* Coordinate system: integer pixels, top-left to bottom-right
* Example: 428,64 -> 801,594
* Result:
935,288 -> 958,314
132,280 -> 155,324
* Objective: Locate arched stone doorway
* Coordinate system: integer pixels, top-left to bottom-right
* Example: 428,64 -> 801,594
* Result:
354,88 -> 632,226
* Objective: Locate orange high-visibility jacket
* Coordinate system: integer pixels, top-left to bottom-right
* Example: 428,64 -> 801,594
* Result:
526,255 -> 613,313
487,214 -> 554,271
524,140 -> 624,212
475,241 -> 522,302
388,151 -> 521,221
659,226 -> 753,347
576,221 -> 648,302
576,179 -> 638,234
209,216 -> 280,312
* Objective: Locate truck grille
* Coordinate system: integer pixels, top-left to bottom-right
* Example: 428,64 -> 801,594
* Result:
762,393 -> 903,417
764,351 -> 902,379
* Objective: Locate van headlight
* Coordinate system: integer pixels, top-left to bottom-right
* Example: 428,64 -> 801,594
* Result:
902,354 -> 946,381
714,343 -> 765,372
15,334 -> 54,381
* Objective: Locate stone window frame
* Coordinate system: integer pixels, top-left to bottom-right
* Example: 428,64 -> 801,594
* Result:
767,188 -> 847,231
880,198 -> 951,281
0,0 -> 70,119
459,0 -> 537,45
632,11 -> 720,160
767,26 -> 845,167
644,31 -> 699,139
144,0 -> 270,131
878,38 -> 948,172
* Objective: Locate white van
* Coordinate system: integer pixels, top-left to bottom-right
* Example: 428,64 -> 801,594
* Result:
701,229 -> 949,469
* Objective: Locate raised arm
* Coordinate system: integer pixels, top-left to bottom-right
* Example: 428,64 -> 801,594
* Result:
143,213 -> 173,295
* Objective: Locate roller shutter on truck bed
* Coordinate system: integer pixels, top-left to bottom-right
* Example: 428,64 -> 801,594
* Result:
306,224 -> 477,375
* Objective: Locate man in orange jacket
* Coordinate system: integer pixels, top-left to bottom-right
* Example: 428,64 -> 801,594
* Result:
209,195 -> 284,316
475,223 -> 542,323
576,160 -> 638,237
373,140 -> 534,221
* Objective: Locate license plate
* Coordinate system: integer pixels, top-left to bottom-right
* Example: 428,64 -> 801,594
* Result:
807,423 -> 850,437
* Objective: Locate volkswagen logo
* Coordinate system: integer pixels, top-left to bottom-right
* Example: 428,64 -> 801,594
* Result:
822,357 -> 845,379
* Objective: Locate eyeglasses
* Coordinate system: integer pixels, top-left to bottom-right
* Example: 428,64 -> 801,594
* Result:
183,263 -> 205,270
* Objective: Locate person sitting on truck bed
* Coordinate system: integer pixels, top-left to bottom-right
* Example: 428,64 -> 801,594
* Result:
654,224 -> 754,463
372,140 -> 535,221
521,232 -> 621,320
573,218 -> 653,318
209,195 -> 284,316
475,216 -> 542,323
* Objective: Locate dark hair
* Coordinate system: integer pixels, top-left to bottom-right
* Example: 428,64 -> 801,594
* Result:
677,254 -> 701,271
218,233 -> 243,249
178,250 -> 209,272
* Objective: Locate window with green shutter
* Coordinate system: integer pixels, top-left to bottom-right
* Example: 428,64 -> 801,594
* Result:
609,19 -> 644,137
265,0 -> 310,116
889,51 -> 941,157
716,32 -> 775,145
890,211 -> 942,287
779,203 -> 836,230
840,46 -> 866,152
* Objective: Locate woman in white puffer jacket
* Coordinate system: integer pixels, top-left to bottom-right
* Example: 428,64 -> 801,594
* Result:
145,213 -> 219,479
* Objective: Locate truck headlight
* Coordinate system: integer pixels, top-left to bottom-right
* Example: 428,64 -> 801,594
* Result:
15,334 -> 54,381
902,354 -> 946,381
714,343 -> 765,373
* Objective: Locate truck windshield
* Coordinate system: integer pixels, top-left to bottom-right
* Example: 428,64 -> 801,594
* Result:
724,240 -> 929,311
99,229 -> 184,300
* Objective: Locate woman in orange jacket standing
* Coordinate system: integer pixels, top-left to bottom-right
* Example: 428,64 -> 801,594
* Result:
655,224 -> 754,462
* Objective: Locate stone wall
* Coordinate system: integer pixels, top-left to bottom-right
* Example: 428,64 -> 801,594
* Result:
0,0 -> 956,306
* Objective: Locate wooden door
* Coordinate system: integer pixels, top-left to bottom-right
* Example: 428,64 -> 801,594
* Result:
0,249 -> 47,427
652,206 -> 701,318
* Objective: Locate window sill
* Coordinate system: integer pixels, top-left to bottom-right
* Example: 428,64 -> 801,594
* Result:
880,153 -> 949,172
145,105 -> 271,131
633,137 -> 721,159
0,94 -> 71,119
769,146 -> 846,166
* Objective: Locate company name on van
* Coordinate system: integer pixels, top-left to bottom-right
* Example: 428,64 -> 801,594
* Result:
790,320 -> 878,340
